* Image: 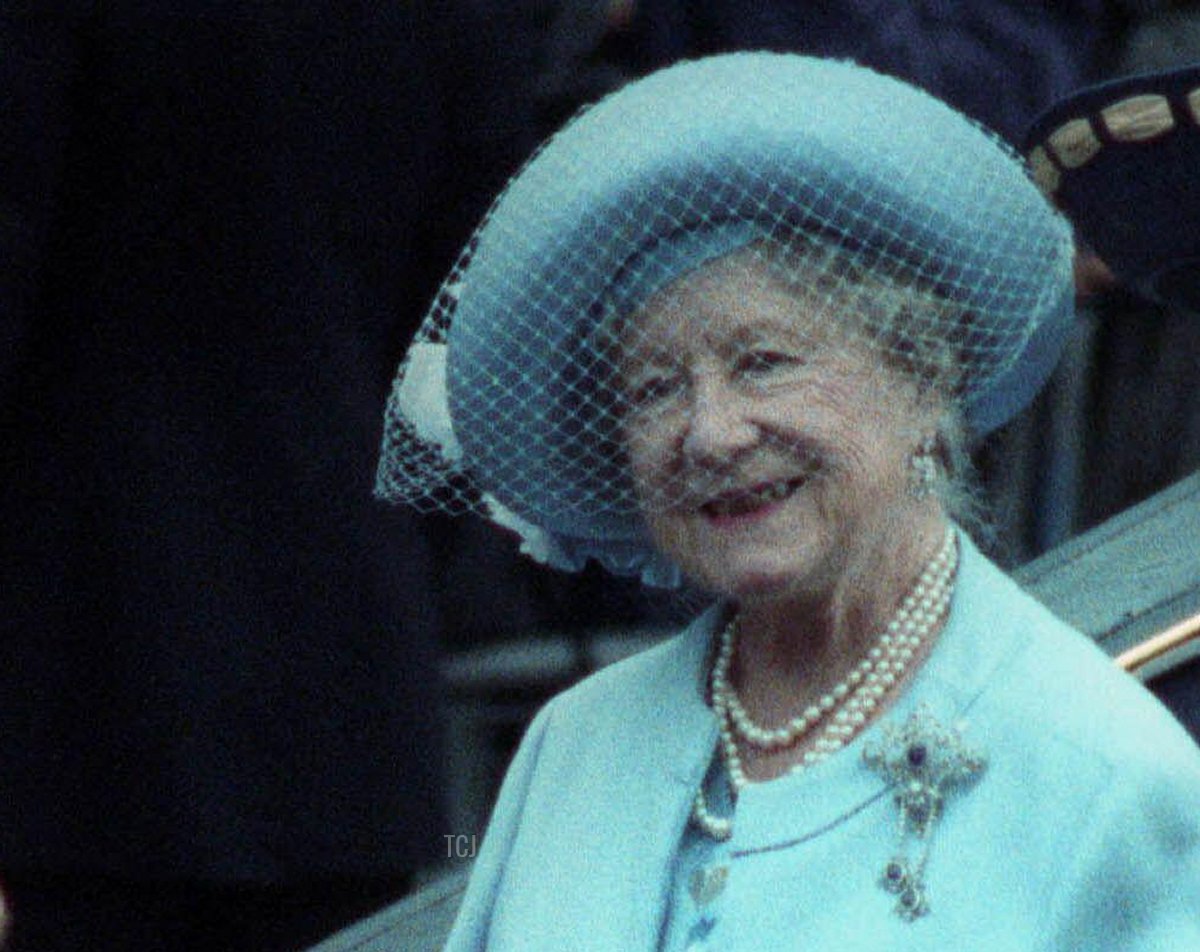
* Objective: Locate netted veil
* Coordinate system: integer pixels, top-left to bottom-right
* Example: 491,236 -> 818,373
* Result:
375,53 -> 1075,587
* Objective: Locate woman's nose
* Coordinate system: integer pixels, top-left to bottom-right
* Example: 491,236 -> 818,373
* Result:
681,381 -> 759,464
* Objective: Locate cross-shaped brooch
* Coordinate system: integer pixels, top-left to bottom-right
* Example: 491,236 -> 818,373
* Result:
863,704 -> 986,920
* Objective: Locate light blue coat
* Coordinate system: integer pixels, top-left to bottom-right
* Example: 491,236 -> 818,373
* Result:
445,535 -> 1200,949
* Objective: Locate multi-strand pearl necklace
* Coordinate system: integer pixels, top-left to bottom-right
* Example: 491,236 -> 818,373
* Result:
691,527 -> 959,841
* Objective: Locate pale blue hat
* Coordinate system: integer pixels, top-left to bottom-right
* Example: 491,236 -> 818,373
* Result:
377,53 -> 1075,585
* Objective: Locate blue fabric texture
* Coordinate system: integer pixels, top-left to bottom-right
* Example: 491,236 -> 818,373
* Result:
443,532 -> 1200,949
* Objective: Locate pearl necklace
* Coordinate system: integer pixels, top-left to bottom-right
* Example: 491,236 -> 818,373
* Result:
691,527 -> 959,842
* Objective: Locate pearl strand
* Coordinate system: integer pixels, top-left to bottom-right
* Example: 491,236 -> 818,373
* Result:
691,527 -> 958,841
722,530 -> 957,751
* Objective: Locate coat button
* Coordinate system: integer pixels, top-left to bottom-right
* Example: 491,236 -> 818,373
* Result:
688,864 -> 729,905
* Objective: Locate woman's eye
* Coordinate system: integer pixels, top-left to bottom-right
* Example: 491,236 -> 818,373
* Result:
736,349 -> 801,377
627,375 -> 681,408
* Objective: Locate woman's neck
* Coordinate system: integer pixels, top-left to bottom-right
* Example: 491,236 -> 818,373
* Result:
731,512 -> 949,711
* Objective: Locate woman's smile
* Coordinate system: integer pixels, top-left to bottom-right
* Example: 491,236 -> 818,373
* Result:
700,474 -> 812,521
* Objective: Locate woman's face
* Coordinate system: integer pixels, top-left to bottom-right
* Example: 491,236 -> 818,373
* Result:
618,252 -> 938,603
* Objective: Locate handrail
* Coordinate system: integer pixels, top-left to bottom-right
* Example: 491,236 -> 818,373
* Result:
1115,607 -> 1200,678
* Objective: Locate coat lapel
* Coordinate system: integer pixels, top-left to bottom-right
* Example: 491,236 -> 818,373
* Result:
579,606 -> 723,947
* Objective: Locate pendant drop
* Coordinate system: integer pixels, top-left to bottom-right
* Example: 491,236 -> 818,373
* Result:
863,704 -> 985,921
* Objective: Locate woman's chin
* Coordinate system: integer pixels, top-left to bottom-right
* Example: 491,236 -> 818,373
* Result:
698,558 -> 819,604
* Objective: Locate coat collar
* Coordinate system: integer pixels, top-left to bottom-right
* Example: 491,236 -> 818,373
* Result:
613,530 -> 1031,854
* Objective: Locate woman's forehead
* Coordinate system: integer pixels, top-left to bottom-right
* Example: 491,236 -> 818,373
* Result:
619,251 -> 848,355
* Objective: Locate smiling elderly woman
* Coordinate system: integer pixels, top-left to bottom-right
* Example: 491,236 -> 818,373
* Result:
375,54 -> 1200,949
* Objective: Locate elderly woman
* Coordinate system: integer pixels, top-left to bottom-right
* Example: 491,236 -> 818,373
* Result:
376,54 -> 1200,949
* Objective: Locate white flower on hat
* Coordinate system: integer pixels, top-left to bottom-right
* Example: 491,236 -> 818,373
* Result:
396,340 -> 462,464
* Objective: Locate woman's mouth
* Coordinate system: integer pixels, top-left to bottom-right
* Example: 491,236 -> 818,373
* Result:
700,476 -> 809,519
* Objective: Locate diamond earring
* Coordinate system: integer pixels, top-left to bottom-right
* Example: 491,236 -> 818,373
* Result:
908,435 -> 938,499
